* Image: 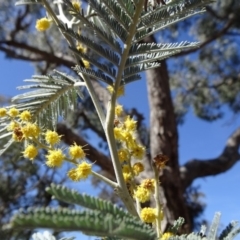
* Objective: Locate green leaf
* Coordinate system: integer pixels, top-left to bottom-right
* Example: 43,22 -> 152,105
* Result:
136,0 -> 215,42
46,184 -> 131,218
11,207 -> 156,240
73,66 -> 114,85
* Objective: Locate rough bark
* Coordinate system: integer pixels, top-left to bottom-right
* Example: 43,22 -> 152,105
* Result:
144,35 -> 192,231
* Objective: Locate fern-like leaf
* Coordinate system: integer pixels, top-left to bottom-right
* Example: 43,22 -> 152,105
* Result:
135,0 -> 215,42
219,221 -> 240,240
73,66 -> 114,85
63,0 -> 122,53
11,207 -> 156,240
0,70 -> 84,155
46,184 -> 131,219
88,0 -> 128,42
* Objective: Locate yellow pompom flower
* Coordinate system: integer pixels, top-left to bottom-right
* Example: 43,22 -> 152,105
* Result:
141,178 -> 155,192
67,168 -> 78,181
118,148 -> 130,162
123,172 -> 132,182
0,108 -> 7,117
21,123 -> 40,139
124,116 -> 137,132
122,164 -> 130,174
69,143 -> 86,159
115,105 -> 123,116
122,131 -> 136,149
114,127 -> 125,142
161,232 -> 174,240
107,85 -> 125,97
46,149 -> 65,167
76,43 -> 87,54
82,59 -> 90,68
72,0 -> 81,11
36,17 -> 51,31
76,161 -> 92,179
8,108 -> 19,118
23,145 -> 38,160
12,127 -> 24,142
131,144 -> 145,159
140,207 -> 157,223
133,162 -> 144,175
19,110 -> 32,122
8,121 -> 20,131
68,161 -> 92,181
134,186 -> 151,203
45,130 -> 61,146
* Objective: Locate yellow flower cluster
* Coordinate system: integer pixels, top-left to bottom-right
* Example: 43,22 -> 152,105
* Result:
134,179 -> 155,203
140,207 -> 157,223
35,17 -> 51,31
72,0 -> 81,11
107,85 -> 125,98
160,232 -> 174,240
112,105 -> 146,197
2,108 -> 90,181
112,104 -> 166,228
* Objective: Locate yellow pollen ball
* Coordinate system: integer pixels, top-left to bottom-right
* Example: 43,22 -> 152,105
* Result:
36,18 -> 51,31
8,121 -> 20,131
23,145 -> 38,160
122,164 -> 130,173
76,43 -> 87,54
45,130 -> 61,145
140,207 -> 157,223
82,59 -> 90,68
131,144 -> 145,160
75,161 -> 92,180
133,162 -> 144,175
114,127 -> 125,142
161,232 -> 174,240
115,105 -> 123,116
0,108 -> 7,117
72,0 -> 81,11
46,149 -> 65,168
19,110 -> 32,122
134,186 -> 151,203
124,116 -> 137,132
107,85 -> 125,97
68,168 -> 79,181
22,123 -> 40,139
118,148 -> 130,162
141,178 -> 155,192
69,143 -> 86,159
123,172 -> 132,182
8,108 -> 19,118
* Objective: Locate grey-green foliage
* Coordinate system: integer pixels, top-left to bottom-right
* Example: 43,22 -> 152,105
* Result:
168,213 -> 240,240
46,184 -> 133,219
10,184 -> 240,240
0,70 -> 84,155
0,0 -> 214,155
10,184 -> 156,240
170,0 -> 240,122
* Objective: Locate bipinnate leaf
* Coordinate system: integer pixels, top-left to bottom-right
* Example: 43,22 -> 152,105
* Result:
0,70 -> 84,156
10,207 -> 156,240
46,184 -> 132,219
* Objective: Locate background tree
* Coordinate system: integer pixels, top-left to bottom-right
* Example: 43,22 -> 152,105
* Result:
0,0 -> 239,236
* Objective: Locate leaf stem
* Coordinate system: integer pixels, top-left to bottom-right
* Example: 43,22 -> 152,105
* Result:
104,0 -> 145,217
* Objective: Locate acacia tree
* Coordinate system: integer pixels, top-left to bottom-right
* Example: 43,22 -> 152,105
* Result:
0,0 -> 239,237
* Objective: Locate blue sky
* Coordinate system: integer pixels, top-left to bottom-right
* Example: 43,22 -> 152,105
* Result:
0,53 -> 240,239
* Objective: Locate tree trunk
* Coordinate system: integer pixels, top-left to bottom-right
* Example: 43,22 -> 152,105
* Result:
144,35 -> 192,232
